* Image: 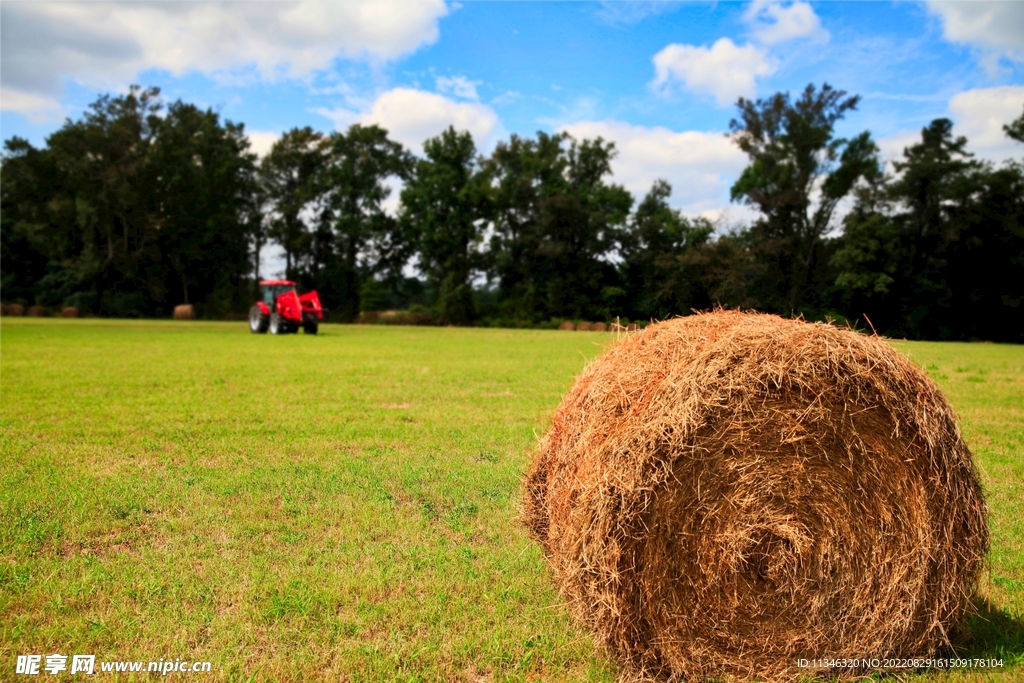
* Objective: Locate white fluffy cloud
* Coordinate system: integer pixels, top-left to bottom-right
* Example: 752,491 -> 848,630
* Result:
0,1 -> 448,116
648,2 -> 826,108
595,1 -> 678,26
0,89 -> 66,124
926,1 -> 1024,70
949,86 -> 1024,161
558,120 -> 749,218
362,88 -> 500,152
875,130 -> 922,171
744,0 -> 829,45
877,86 -> 1024,168
246,131 -> 281,159
315,88 -> 502,154
435,75 -> 480,101
651,38 -> 776,106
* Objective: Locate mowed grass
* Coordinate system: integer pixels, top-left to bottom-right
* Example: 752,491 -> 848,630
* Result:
0,319 -> 1021,682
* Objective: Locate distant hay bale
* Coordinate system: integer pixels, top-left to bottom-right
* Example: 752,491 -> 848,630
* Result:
523,311 -> 988,682
26,305 -> 46,317
62,307 -> 79,318
173,304 -> 195,320
7,304 -> 25,316
576,321 -> 592,331
558,320 -> 575,331
591,322 -> 607,332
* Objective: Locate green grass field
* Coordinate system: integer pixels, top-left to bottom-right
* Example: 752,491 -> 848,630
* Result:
1,319 -> 1021,682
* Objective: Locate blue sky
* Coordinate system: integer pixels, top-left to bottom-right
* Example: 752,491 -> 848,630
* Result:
2,0 -> 1023,227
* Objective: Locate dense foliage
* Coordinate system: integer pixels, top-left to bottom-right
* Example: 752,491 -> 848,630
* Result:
1,87 -> 258,317
3,84 -> 1022,340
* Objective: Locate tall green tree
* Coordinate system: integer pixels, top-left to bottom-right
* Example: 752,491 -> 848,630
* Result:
949,159 -> 1024,341
400,127 -> 489,325
729,83 -> 880,314
1005,106 -> 1024,145
318,124 -> 414,319
540,137 -> 633,320
149,101 -> 258,312
829,176 -> 903,320
886,118 -> 980,336
617,179 -> 714,319
832,116 -> 1024,341
2,86 -> 260,316
2,86 -> 165,315
46,86 -> 163,315
259,127 -> 329,280
1,137 -> 65,306
888,118 -> 1022,340
485,132 -> 631,322
485,132 -> 567,321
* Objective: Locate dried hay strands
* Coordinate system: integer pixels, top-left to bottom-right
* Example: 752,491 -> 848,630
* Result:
523,311 -> 988,682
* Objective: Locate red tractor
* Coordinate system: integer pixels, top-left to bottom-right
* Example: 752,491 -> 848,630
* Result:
250,280 -> 323,335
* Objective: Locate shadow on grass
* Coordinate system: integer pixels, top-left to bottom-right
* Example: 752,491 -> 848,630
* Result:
954,597 -> 1024,666
807,599 -> 1024,682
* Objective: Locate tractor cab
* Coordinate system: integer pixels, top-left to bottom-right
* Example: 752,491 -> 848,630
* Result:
250,279 -> 323,335
262,282 -> 295,308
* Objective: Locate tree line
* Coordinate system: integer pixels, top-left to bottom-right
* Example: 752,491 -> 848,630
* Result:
3,84 -> 1022,341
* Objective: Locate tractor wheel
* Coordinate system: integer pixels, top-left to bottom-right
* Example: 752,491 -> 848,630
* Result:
269,313 -> 286,335
304,321 -> 319,335
249,305 -> 269,333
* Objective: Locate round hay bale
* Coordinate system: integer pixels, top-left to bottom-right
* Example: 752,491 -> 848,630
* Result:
591,322 -> 608,332
4,304 -> 25,316
173,304 -> 195,320
62,306 -> 79,318
576,321 -> 592,331
523,311 -> 987,682
559,320 -> 575,331
26,305 -> 46,317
